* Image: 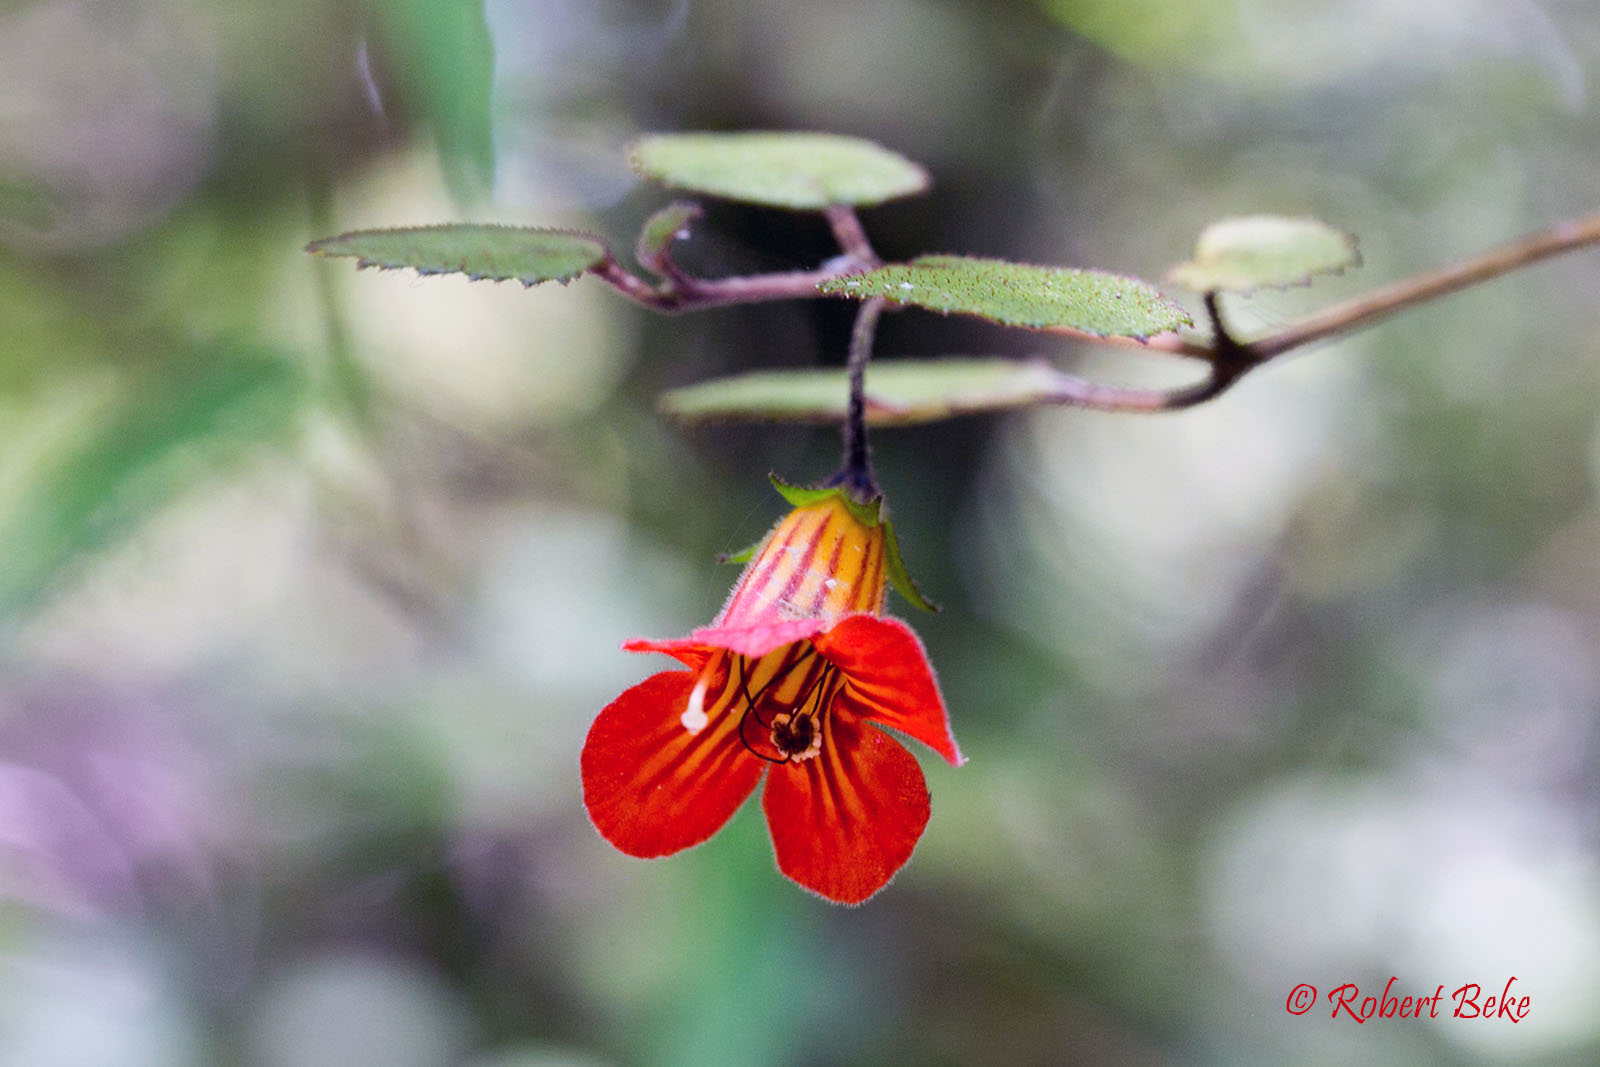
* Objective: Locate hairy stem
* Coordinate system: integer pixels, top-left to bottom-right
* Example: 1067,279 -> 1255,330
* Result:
823,204 -> 881,267
596,200 -> 886,314
594,259 -> 847,312
831,297 -> 887,498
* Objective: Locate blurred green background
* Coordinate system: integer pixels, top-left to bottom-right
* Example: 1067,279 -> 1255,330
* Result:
5,0 -> 1600,1064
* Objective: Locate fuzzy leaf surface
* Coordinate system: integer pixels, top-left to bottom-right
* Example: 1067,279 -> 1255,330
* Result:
629,132 -> 930,210
820,256 -> 1190,337
1167,215 -> 1359,292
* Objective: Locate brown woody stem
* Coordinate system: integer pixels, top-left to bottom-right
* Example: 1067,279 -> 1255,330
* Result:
1246,211 -> 1600,358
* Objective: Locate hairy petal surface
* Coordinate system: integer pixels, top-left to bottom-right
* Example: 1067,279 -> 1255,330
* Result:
762,714 -> 930,904
582,670 -> 764,858
814,615 -> 963,766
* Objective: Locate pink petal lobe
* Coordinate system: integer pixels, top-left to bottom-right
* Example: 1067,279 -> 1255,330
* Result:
581,669 -> 763,858
691,617 -> 826,658
762,715 -> 930,905
623,618 -> 824,667
813,615 -> 963,766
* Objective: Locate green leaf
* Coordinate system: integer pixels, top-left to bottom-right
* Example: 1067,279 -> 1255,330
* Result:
306,225 -> 610,286
629,132 -> 930,210
717,540 -> 762,566
662,358 -> 1100,426
1167,215 -> 1359,293
819,256 -> 1191,337
636,200 -> 702,270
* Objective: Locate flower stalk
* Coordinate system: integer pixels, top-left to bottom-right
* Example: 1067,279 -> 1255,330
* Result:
828,296 -> 887,501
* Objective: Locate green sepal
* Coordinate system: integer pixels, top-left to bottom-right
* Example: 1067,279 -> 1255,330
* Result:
765,474 -> 939,612
883,518 -> 939,614
717,540 -> 761,565
714,474 -> 837,564
715,471 -> 841,564
769,473 -> 884,527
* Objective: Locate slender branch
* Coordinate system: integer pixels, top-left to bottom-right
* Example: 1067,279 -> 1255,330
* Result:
831,297 -> 886,498
604,199 -> 1600,419
1038,210 -> 1600,411
593,258 -> 666,304
1204,290 -> 1256,380
1247,211 -> 1600,359
1204,292 -> 1240,359
593,258 -> 853,313
823,205 -> 881,267
593,201 -> 885,315
1039,368 -> 1230,413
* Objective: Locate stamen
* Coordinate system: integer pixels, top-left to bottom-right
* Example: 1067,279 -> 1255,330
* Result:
736,657 -> 772,728
794,660 -> 835,718
681,675 -> 710,733
737,707 -> 785,763
738,648 -> 801,729
731,646 -> 837,765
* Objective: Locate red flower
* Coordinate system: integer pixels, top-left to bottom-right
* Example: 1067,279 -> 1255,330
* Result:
581,479 -> 963,904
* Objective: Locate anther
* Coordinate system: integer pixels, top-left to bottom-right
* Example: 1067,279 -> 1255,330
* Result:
769,712 -> 822,762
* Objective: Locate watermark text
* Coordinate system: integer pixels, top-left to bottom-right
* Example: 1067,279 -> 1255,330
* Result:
1284,977 -> 1529,1024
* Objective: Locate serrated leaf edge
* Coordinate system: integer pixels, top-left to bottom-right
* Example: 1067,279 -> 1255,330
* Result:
304,224 -> 612,286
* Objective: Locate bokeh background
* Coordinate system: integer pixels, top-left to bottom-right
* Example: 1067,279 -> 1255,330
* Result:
5,0 -> 1600,1063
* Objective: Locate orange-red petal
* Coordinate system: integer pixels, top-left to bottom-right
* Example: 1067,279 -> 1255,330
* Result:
761,714 -> 930,905
619,637 -> 714,673
581,669 -> 764,858
813,615 -> 963,766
